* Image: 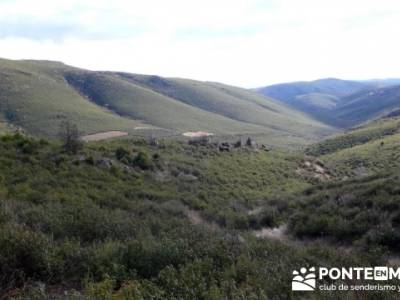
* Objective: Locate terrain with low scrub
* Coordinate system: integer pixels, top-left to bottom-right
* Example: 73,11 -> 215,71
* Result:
0,127 -> 398,299
280,117 -> 400,257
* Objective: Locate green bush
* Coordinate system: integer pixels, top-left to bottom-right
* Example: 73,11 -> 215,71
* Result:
115,147 -> 130,161
0,224 -> 53,287
131,151 -> 153,170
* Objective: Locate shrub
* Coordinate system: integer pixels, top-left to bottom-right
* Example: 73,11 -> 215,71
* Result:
132,152 -> 153,170
115,147 -> 130,161
0,225 -> 53,287
58,121 -> 83,154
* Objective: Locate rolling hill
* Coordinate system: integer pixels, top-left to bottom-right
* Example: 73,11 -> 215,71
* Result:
0,58 -> 334,147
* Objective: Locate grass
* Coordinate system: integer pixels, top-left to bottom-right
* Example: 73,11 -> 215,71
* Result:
306,117 -> 400,156
119,73 -> 332,135
0,59 -> 152,139
64,71 -> 268,136
303,117 -> 400,178
321,132 -> 400,177
0,58 -> 335,147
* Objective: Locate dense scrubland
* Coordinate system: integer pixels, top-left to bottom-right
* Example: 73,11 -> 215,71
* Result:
1,117 -> 399,298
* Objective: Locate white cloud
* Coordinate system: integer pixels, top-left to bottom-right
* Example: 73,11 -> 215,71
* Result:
0,0 -> 400,87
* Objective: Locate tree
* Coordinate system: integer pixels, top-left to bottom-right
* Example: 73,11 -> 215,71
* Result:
58,121 -> 83,154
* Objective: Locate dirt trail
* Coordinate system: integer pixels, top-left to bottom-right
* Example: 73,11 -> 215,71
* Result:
184,208 -> 354,255
81,131 -> 128,142
184,209 -> 220,231
184,208 -> 293,244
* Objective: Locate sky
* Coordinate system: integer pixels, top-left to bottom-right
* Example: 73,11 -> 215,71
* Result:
0,0 -> 400,87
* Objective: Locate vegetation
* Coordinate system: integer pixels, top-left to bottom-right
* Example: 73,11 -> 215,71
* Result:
0,58 -> 334,147
59,121 -> 83,154
257,78 -> 369,104
0,132 -> 389,299
256,78 -> 370,126
282,117 -> 400,252
287,174 -> 400,250
306,117 -> 400,156
334,85 -> 400,127
1,58 -> 400,298
257,78 -> 400,128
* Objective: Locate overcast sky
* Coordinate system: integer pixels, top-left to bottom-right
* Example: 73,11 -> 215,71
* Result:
0,0 -> 400,87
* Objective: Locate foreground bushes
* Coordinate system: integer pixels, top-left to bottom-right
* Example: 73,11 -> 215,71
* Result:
287,175 -> 400,250
0,134 -> 393,298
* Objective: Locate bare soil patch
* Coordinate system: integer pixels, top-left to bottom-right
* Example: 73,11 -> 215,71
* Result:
296,159 -> 331,181
182,131 -> 214,137
184,209 -> 220,231
253,225 -> 288,241
81,131 -> 128,142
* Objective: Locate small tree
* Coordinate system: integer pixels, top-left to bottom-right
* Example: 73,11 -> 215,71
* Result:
246,137 -> 253,147
58,121 -> 83,154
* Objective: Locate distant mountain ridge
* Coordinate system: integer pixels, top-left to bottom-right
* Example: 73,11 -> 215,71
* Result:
334,85 -> 400,127
256,78 -> 400,127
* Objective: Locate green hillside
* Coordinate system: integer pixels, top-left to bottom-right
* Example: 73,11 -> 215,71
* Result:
115,73 -> 326,133
305,117 -> 400,156
0,59 -> 151,138
304,116 -> 400,177
0,58 -> 334,147
63,71 -> 268,135
316,118 -> 400,177
281,116 -> 400,252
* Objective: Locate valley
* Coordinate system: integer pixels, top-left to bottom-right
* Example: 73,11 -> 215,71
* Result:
257,78 -> 400,128
0,113 -> 399,298
1,58 -> 400,299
